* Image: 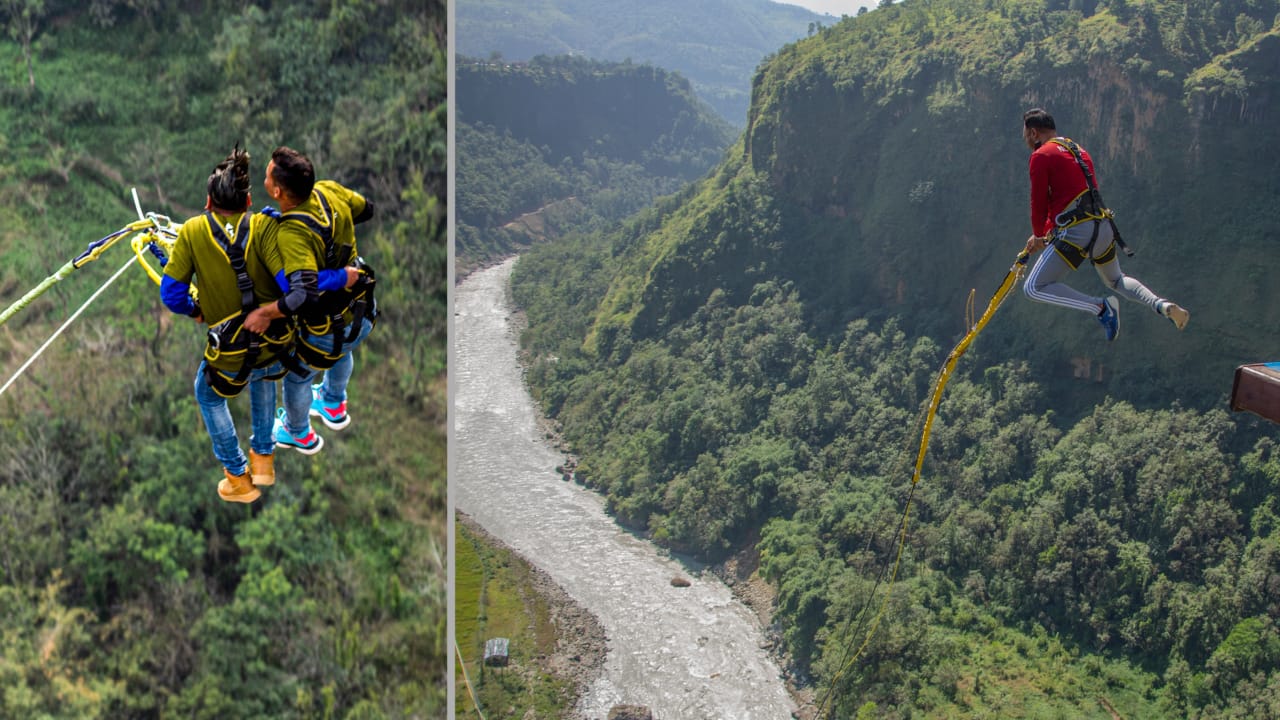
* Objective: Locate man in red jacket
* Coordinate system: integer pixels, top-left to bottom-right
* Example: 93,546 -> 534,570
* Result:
1020,108 -> 1189,341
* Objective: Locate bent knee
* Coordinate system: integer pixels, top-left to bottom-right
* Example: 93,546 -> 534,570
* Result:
1024,274 -> 1050,300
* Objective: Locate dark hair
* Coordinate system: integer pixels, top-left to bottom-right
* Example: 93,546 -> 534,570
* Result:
1023,108 -> 1056,131
269,146 -> 315,202
207,144 -> 251,211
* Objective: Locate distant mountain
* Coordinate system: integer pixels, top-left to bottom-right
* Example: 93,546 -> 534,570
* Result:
456,0 -> 836,124
456,55 -> 734,268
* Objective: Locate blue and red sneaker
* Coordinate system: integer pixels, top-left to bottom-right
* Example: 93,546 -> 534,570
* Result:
273,408 -> 324,454
309,383 -> 351,431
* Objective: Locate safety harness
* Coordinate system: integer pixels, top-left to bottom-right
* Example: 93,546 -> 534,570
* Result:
1048,137 -> 1134,269
280,191 -> 377,370
202,212 -> 292,397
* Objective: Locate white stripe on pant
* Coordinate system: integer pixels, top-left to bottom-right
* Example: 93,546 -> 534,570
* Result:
1024,220 -> 1163,315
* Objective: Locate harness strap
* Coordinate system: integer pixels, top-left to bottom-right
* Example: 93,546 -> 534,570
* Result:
203,212 -> 263,388
328,310 -> 348,360
281,191 -> 355,365
276,347 -> 309,378
1052,221 -> 1105,270
280,191 -> 353,269
206,212 -> 254,309
295,268 -> 378,371
1048,138 -> 1133,258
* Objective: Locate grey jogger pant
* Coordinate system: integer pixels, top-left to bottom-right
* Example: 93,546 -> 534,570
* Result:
1024,220 -> 1163,315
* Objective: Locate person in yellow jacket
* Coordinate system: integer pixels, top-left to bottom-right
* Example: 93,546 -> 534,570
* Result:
243,146 -> 375,452
162,146 -> 293,503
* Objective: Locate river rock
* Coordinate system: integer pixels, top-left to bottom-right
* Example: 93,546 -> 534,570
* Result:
607,705 -> 654,720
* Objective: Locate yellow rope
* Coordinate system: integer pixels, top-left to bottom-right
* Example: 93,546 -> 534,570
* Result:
1,210 -> 179,329
912,250 -> 1029,486
965,287 -> 976,334
0,255 -> 138,398
817,250 -> 1030,718
454,641 -> 487,720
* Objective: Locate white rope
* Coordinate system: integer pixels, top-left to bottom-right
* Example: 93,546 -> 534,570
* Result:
0,255 -> 137,398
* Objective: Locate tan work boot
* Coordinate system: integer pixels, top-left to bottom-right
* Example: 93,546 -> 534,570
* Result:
218,468 -> 261,504
249,451 -> 275,486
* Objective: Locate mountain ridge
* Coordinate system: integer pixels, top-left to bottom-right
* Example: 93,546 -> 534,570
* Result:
456,55 -> 734,268
457,0 -> 836,124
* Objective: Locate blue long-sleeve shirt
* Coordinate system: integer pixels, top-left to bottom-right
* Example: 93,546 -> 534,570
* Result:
158,268 -> 345,319
278,268 -> 348,294
160,275 -> 197,316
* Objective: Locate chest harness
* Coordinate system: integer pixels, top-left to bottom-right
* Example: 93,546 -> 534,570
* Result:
280,192 -> 378,370
1048,137 -> 1134,270
202,212 -> 294,397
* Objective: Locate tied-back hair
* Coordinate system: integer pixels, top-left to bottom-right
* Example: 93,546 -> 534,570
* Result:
270,146 -> 315,202
208,143 -> 251,211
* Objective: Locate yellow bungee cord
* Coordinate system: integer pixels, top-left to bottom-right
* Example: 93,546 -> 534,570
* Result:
0,189 -> 183,397
815,249 -> 1031,719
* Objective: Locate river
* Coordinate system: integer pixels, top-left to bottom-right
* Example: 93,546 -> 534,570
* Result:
453,258 -> 799,719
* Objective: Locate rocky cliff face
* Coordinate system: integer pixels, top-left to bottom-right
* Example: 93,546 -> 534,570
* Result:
591,2 -> 1280,411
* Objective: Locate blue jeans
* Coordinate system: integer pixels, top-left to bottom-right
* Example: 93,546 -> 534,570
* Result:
281,315 -> 373,434
195,359 -> 281,476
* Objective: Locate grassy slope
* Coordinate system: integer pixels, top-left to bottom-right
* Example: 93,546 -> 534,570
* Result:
455,518 -> 583,718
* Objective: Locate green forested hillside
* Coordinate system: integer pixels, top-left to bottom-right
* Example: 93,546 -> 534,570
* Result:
0,2 -> 446,718
456,0 -> 832,124
591,0 -> 1280,416
456,55 -> 734,269
510,0 -> 1280,716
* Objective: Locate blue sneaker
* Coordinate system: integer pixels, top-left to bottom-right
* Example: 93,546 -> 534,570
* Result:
273,407 -> 324,455
309,383 -> 350,431
1098,296 -> 1119,341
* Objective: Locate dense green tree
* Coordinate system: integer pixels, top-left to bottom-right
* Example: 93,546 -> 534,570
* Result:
0,0 -> 42,90
456,0 -> 827,124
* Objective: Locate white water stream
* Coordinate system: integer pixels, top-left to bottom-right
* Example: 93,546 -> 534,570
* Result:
454,258 -> 798,719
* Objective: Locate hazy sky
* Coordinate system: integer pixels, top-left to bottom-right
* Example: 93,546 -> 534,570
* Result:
776,0 -> 875,16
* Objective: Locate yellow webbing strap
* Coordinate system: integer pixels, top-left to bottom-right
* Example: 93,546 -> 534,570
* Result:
1,215 -> 180,329
818,249 -> 1030,718
0,255 -> 137,398
912,249 -> 1030,485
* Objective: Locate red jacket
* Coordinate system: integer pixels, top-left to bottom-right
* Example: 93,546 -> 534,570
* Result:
1028,138 -> 1096,237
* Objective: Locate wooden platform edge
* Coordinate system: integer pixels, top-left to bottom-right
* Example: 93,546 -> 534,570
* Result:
1231,363 -> 1280,425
